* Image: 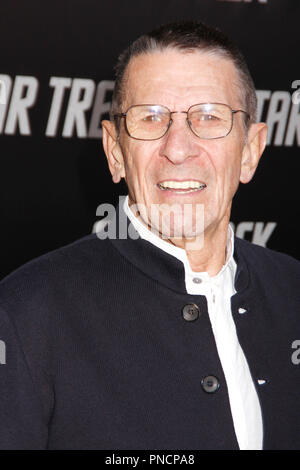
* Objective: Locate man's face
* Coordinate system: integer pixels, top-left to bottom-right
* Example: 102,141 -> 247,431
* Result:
103,49 -> 265,243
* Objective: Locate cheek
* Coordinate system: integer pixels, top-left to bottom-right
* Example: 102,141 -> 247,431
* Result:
209,142 -> 243,190
124,141 -> 158,179
122,143 -> 155,192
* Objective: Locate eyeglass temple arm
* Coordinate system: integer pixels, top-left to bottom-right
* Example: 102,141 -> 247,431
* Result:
232,109 -> 251,120
113,113 -> 126,118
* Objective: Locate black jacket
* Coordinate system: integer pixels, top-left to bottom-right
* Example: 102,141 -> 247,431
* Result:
0,206 -> 299,449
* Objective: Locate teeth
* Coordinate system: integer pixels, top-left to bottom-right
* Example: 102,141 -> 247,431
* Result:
158,180 -> 206,191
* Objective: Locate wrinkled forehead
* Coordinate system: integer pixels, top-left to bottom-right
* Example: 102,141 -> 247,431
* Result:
122,49 -> 243,111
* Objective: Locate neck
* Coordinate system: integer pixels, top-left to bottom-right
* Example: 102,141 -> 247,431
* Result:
127,198 -> 231,277
168,219 -> 229,276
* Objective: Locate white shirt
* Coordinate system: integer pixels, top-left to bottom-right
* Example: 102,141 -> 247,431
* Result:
123,196 -> 263,450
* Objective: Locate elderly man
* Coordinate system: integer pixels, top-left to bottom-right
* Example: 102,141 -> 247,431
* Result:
0,21 -> 299,450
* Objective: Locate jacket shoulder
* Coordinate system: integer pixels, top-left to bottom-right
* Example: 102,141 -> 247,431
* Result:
235,236 -> 300,266
234,236 -> 300,287
0,233 -> 113,302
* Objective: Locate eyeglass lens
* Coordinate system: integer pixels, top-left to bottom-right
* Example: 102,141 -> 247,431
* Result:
125,104 -> 233,140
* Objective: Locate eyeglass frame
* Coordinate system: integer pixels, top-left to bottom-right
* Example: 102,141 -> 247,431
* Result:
113,102 -> 250,141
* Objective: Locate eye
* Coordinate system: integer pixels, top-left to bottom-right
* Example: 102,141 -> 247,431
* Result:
198,114 -> 219,121
142,113 -> 163,122
189,111 -> 221,124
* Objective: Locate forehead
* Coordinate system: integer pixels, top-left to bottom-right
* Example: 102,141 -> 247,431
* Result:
123,49 -> 241,109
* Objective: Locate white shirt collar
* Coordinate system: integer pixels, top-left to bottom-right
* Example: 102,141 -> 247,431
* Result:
123,195 -> 236,283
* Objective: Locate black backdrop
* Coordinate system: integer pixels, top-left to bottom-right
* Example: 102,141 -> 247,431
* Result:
0,0 -> 299,280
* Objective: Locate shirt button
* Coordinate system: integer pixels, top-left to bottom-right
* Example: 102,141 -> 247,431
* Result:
182,303 -> 200,322
201,375 -> 220,394
192,277 -> 202,284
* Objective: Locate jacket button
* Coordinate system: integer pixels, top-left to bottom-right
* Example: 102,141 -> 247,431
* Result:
201,375 -> 220,393
182,303 -> 200,321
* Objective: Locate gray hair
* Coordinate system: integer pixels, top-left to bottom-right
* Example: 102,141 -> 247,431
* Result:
110,20 -> 257,133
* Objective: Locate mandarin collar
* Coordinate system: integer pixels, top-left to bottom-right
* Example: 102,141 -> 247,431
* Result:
123,195 -> 236,283
108,200 -> 249,295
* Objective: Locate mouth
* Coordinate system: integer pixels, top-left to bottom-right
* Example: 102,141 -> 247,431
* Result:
157,180 -> 207,194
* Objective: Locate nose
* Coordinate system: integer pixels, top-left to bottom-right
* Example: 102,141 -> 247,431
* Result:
159,113 -> 198,164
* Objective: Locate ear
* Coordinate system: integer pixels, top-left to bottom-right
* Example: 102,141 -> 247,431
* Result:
102,120 -> 125,183
240,122 -> 268,184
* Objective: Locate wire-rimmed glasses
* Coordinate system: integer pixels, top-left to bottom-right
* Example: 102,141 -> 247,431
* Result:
113,103 -> 250,141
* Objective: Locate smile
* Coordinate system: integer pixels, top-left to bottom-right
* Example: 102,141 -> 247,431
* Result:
157,180 -> 207,194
